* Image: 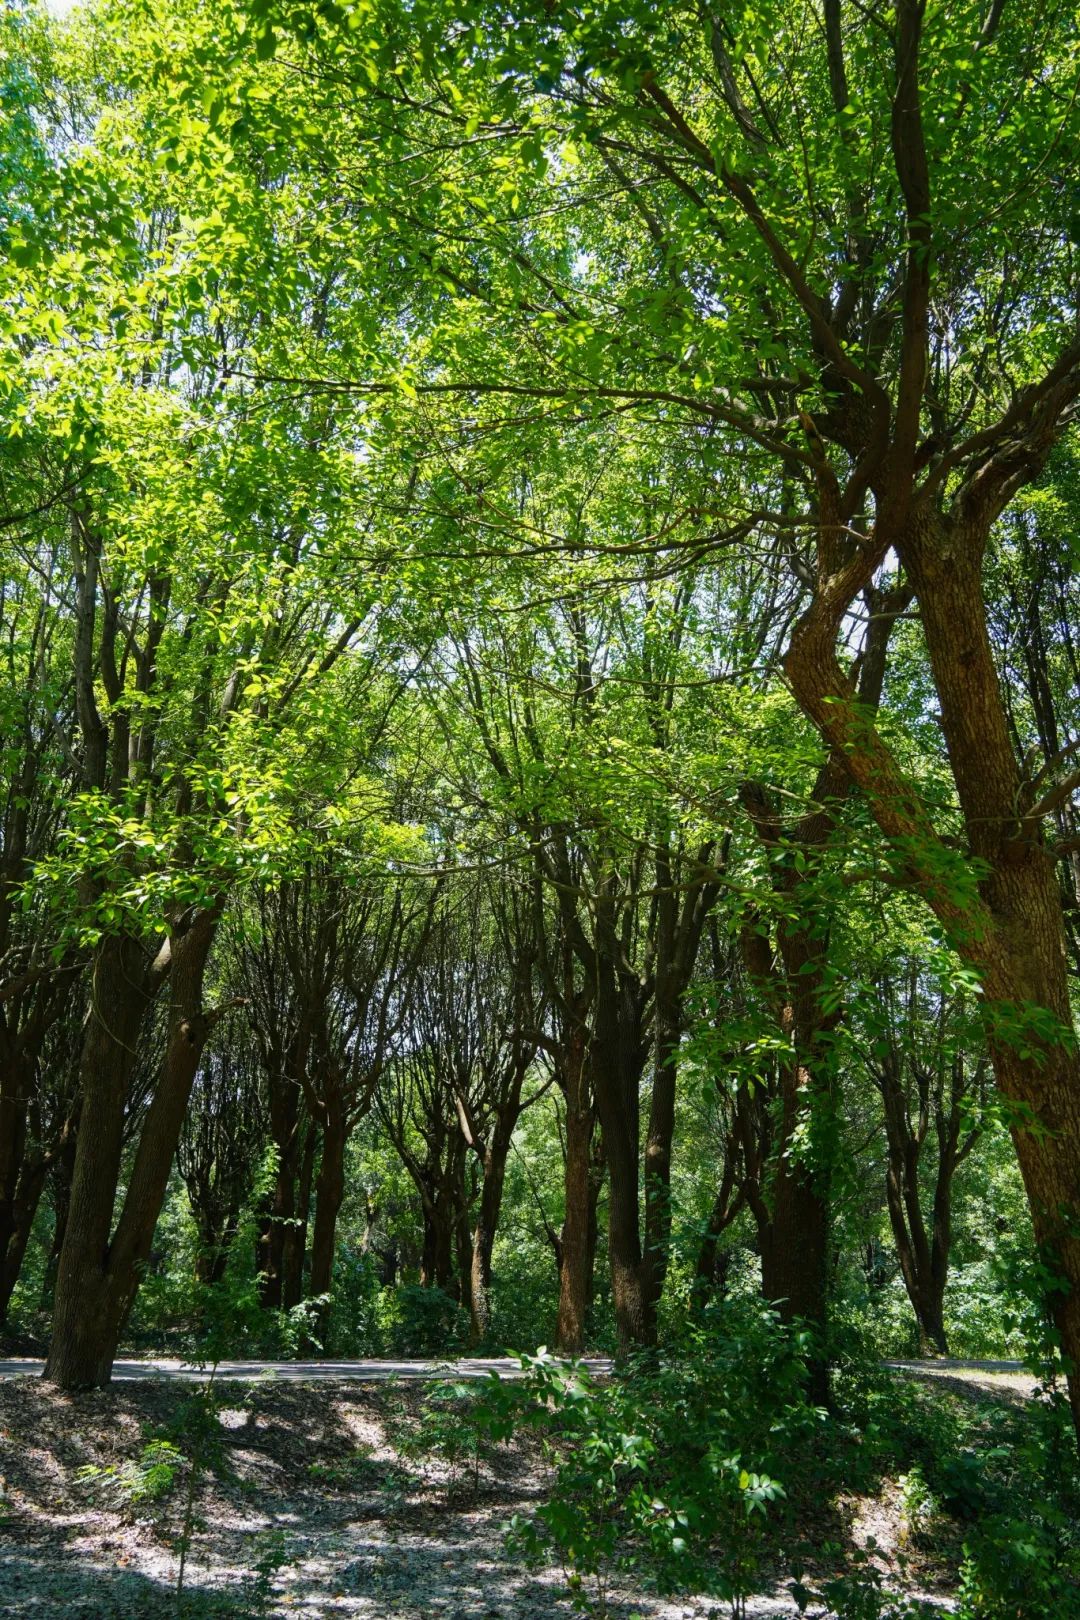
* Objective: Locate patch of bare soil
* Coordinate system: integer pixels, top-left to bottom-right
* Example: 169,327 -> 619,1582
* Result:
0,1378 -> 950,1619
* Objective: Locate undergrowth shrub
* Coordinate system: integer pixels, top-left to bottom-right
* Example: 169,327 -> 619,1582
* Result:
376,1282 -> 469,1356
494,1297 -> 825,1617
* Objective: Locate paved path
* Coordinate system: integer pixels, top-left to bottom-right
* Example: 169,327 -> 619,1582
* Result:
0,1353 -> 1035,1391
886,1355 -> 1038,1399
0,1354 -> 613,1383
886,1357 -> 1024,1373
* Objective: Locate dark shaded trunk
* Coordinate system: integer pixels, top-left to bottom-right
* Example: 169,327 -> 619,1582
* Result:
284,1118 -> 317,1309
0,1155 -> 48,1328
640,1010 -> 679,1339
692,1157 -> 745,1310
586,1136 -> 602,1308
455,1178 -> 474,1315
877,1041 -> 977,1358
309,1107 -> 346,1304
590,932 -> 649,1349
193,1217 -> 232,1288
556,1029 -> 595,1352
43,913 -> 217,1388
419,1166 -> 460,1293
0,1056 -> 32,1320
41,933 -> 152,1386
468,1132 -> 511,1345
759,1090 -> 832,1335
258,1037 -> 307,1309
187,1177 -> 246,1291
419,1197 -> 438,1287
41,1121 -> 78,1314
0,1055 -> 50,1327
737,892 -> 836,1404
758,1022 -> 835,1408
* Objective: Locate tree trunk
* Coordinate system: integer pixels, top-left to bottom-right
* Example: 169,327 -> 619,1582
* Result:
738,903 -> 835,1400
308,1107 -> 346,1303
640,1010 -> 679,1338
759,1091 -> 832,1339
283,1118 -> 317,1309
590,956 -> 648,1348
556,1031 -> 595,1353
912,530 -> 1080,1418
785,505 -> 1080,1443
0,1156 -> 48,1328
193,1216 -> 230,1288
692,1158 -> 744,1310
43,914 -> 217,1388
41,1121 -> 77,1314
469,1135 -> 511,1345
423,1173 -> 458,1293
419,1192 -> 438,1287
0,1053 -> 32,1322
589,907 -> 651,1350
0,1053 -> 51,1328
41,933 -> 152,1386
455,1188 -> 474,1315
258,1048 -> 306,1309
880,1093 -> 956,1357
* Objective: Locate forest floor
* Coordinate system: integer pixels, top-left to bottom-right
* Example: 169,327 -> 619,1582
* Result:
0,1372 -> 990,1618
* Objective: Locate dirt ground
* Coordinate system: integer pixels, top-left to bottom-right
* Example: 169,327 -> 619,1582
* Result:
0,1376 -> 957,1618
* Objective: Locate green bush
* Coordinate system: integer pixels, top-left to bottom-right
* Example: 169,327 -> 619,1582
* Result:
375,1282 -> 470,1356
497,1298 -> 826,1615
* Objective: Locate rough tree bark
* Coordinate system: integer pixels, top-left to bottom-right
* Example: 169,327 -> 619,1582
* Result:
555,1023 -> 597,1352
308,1100 -> 346,1303
44,909 -> 220,1387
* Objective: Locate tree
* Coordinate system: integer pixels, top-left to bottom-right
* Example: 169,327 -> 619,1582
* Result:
178,1016 -> 267,1287
238,0 -> 1080,1433
862,969 -> 986,1356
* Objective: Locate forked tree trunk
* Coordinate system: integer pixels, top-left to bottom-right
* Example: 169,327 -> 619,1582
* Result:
878,1057 -> 971,1359
884,1147 -> 950,1356
692,1157 -> 745,1310
41,933 -> 153,1386
43,913 -> 217,1388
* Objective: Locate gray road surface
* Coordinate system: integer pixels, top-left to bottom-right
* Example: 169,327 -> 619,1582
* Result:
0,1354 -> 612,1383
